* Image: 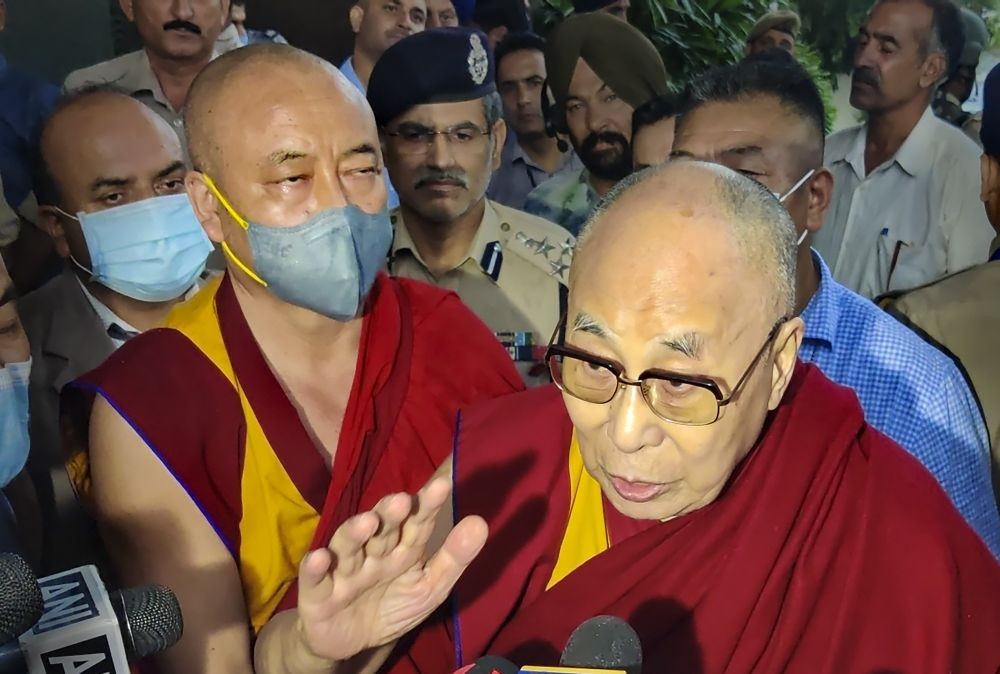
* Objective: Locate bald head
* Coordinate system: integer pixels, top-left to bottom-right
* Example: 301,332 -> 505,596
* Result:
573,161 -> 797,318
186,43 -> 372,174
39,88 -> 184,210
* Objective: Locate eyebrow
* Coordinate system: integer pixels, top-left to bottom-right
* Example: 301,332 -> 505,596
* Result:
658,332 -> 704,360
340,143 -> 379,160
155,161 -> 186,179
720,145 -> 764,159
267,149 -> 309,166
872,31 -> 900,47
571,311 -> 610,337
89,176 -> 130,192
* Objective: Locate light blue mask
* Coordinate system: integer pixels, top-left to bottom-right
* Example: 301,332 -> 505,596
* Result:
0,359 -> 31,489
60,194 -> 213,302
203,175 -> 392,321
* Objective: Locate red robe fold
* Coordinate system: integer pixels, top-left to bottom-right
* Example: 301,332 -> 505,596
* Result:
430,363 -> 1000,674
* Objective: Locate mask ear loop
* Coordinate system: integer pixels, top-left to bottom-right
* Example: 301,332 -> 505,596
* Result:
200,175 -> 268,287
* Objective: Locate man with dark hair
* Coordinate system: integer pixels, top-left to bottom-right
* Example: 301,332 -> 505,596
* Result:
64,0 -> 231,143
426,0 -> 469,27
226,0 -> 288,46
816,0 -> 993,298
932,7 -> 989,144
745,9 -> 800,56
571,0 -> 629,22
885,62 -> 1000,504
369,29 -> 572,385
488,32 -> 582,209
471,0 -> 530,48
631,93 -> 678,170
671,56 -> 999,555
342,0 -> 426,92
524,13 -> 668,235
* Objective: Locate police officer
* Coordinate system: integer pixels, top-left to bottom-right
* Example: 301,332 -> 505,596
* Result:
368,27 -> 573,385
932,7 -> 990,146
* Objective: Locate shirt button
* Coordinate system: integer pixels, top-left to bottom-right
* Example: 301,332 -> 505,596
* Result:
500,222 -> 510,232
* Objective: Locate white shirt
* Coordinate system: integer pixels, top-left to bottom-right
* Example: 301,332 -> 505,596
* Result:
76,278 -> 204,349
815,106 -> 994,298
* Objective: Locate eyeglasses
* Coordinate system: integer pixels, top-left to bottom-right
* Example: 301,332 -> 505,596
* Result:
545,318 -> 787,426
384,122 -> 491,155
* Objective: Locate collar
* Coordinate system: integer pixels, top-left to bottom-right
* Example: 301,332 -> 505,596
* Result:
839,106 -> 937,179
75,277 -> 140,338
506,135 -> 575,173
340,56 -> 365,93
390,200 -> 503,274
800,251 -> 841,348
119,49 -> 173,111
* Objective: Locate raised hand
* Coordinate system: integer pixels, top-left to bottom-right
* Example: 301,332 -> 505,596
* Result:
296,474 -> 486,663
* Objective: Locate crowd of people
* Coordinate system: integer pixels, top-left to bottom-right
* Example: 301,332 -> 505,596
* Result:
0,0 -> 998,671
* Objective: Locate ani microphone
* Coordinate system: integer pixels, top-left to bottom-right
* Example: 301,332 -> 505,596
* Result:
0,554 -> 43,646
520,615 -> 643,674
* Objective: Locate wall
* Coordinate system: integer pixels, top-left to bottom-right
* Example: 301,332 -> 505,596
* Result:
0,0 -> 115,85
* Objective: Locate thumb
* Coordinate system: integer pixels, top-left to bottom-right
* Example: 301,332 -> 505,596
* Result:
422,515 -> 487,594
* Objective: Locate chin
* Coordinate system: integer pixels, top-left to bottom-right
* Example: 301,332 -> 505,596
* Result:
412,200 -> 467,225
603,485 -> 682,522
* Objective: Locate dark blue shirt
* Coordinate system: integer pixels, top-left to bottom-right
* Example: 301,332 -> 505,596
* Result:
0,55 -> 59,209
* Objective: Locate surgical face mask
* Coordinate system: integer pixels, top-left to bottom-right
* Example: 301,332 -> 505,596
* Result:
0,359 -> 31,489
201,175 -> 392,321
771,168 -> 816,248
58,194 -> 213,302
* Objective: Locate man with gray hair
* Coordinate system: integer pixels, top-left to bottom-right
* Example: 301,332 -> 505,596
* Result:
369,28 -> 574,384
253,159 -> 1000,673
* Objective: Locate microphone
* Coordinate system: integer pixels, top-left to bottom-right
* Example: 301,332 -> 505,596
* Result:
520,615 -> 642,674
0,554 -> 43,644
0,564 -> 183,673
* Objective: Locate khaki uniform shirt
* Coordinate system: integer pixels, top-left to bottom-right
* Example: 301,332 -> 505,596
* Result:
64,49 -> 186,146
389,200 -> 573,385
882,246 -> 1000,502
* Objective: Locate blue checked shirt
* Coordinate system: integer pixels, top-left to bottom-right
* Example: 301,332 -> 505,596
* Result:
801,253 -> 1000,557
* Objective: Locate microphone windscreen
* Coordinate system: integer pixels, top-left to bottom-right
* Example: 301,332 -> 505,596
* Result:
0,553 -> 42,643
472,655 -> 519,673
560,615 -> 642,674
112,584 -> 184,658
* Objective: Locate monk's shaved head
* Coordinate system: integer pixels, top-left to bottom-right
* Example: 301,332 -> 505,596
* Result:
185,43 -> 372,175
574,161 -> 797,318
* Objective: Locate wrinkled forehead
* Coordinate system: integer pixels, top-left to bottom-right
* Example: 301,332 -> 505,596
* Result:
866,0 -> 933,44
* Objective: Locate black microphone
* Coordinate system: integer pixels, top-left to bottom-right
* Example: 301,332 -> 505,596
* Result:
0,554 -> 43,645
559,615 -> 642,674
0,564 -> 183,673
454,655 -> 519,673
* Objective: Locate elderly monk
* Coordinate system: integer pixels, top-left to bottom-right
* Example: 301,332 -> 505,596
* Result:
523,13 -> 667,236
64,44 -> 522,673
263,161 -> 1000,674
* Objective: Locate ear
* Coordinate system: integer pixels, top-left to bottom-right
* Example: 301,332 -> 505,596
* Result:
220,0 -> 232,27
491,118 -> 507,171
118,0 -> 135,22
919,51 -> 947,89
349,4 -> 365,35
185,171 -> 226,244
36,206 -> 72,259
767,316 -> 804,411
805,167 -> 833,234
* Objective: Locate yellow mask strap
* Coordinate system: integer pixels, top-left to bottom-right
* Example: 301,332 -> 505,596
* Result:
200,174 -> 267,287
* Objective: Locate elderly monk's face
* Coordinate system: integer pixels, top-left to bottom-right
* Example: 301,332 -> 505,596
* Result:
187,63 -> 386,263
425,0 -> 458,28
632,116 -> 675,171
850,0 -> 944,113
565,59 -> 635,183
123,0 -> 229,61
563,169 -> 800,521
385,98 -> 505,225
38,94 -> 187,269
671,96 -> 829,244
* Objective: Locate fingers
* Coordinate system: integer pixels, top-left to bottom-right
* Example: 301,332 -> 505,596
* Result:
327,512 -> 379,579
398,477 -> 451,551
362,493 -> 414,559
421,515 -> 488,600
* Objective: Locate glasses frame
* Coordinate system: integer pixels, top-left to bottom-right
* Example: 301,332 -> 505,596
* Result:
545,317 -> 788,426
383,123 -> 492,154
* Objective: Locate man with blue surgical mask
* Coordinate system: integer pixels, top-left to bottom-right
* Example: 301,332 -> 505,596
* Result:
18,87 -> 213,571
670,53 -> 999,555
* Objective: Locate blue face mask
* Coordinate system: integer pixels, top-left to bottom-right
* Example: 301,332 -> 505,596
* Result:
59,194 -> 214,303
0,359 -> 31,489
202,175 -> 392,321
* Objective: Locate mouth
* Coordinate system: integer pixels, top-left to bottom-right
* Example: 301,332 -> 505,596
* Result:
418,180 -> 465,193
607,474 -> 666,504
387,29 -> 410,41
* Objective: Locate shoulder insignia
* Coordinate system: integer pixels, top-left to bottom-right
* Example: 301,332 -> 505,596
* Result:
514,230 -> 575,282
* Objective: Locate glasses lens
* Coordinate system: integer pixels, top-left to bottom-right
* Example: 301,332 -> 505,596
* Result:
549,353 -> 617,404
644,377 -> 720,425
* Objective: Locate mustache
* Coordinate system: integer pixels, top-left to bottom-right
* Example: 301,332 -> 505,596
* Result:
163,20 -> 202,35
852,67 -> 880,88
414,169 -> 469,189
581,131 -> 628,155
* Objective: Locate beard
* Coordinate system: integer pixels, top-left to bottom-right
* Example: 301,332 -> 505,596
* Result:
576,131 -> 633,182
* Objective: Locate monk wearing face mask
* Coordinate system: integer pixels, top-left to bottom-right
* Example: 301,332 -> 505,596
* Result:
62,44 -> 521,673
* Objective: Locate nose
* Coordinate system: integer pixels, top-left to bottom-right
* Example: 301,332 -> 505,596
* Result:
170,0 -> 195,20
311,163 -> 350,212
516,83 -> 532,109
425,133 -> 457,169
398,11 -> 417,32
854,39 -> 877,70
607,384 -> 663,455
585,105 -> 611,135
